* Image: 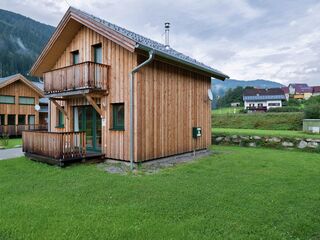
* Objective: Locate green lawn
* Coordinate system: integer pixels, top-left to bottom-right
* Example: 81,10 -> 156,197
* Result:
213,128 -> 320,139
212,107 -> 242,115
0,138 -> 22,149
1,146 -> 320,239
212,112 -> 304,131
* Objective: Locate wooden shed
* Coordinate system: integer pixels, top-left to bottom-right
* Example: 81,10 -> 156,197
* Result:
23,7 -> 229,166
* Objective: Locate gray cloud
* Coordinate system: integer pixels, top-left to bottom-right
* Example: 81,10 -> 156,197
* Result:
1,0 -> 320,85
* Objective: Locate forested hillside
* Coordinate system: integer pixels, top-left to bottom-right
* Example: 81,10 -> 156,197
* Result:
0,9 -> 54,78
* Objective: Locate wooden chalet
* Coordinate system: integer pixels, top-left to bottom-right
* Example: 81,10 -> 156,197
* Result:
23,7 -> 229,166
0,74 -> 48,136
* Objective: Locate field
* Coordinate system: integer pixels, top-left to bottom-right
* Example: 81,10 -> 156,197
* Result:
212,112 -> 304,130
0,138 -> 22,149
1,146 -> 320,239
212,128 -> 320,139
212,107 -> 242,115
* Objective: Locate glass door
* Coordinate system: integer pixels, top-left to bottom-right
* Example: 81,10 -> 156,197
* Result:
74,106 -> 101,152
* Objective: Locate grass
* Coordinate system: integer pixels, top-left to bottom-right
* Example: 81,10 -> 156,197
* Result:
213,128 -> 320,139
212,107 -> 242,115
0,138 -> 22,149
1,146 -> 320,239
212,112 -> 304,130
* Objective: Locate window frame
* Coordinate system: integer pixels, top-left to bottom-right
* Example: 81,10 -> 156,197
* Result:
18,115 -> 26,125
92,43 -> 102,64
56,108 -> 65,128
0,114 -> 5,125
7,114 -> 16,125
111,103 -> 125,131
19,96 -> 35,105
71,50 -> 80,65
0,95 -> 15,104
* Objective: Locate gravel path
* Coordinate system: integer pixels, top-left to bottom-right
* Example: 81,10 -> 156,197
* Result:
0,148 -> 24,160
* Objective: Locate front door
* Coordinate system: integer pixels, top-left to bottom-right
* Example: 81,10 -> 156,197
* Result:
74,106 -> 101,152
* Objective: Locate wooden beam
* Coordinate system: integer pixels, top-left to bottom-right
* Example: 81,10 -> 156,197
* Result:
50,99 -> 69,120
84,94 -> 103,117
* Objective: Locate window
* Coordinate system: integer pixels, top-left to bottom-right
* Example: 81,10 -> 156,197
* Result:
71,50 -> 79,64
28,115 -> 35,125
112,103 -> 124,130
0,114 -> 5,125
19,97 -> 35,105
7,115 -> 15,125
93,44 -> 102,64
268,103 -> 280,106
18,115 -> 26,125
0,95 -> 15,104
56,108 -> 64,128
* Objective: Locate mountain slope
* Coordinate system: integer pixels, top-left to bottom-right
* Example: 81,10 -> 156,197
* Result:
212,79 -> 284,97
0,9 -> 54,78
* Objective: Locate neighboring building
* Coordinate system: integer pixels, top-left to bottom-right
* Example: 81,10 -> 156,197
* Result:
23,7 -> 229,166
230,102 -> 240,107
243,88 -> 286,111
281,87 -> 289,101
288,83 -> 313,100
0,74 -> 48,136
312,86 -> 320,97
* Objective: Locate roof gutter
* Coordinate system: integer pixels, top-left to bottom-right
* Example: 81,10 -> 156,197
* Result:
137,45 -> 229,80
129,50 -> 154,170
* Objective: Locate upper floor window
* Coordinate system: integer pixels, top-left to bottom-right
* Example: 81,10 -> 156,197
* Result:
93,43 -> 102,64
0,95 -> 15,104
19,97 -> 35,105
71,50 -> 79,64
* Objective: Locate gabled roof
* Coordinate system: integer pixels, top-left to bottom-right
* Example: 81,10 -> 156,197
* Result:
0,74 -> 44,97
243,88 -> 286,101
289,83 -> 313,94
30,7 -> 229,80
313,86 -> 320,93
281,87 -> 289,94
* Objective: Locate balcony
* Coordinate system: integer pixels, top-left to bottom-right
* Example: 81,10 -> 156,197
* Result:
43,61 -> 109,97
22,131 -> 104,166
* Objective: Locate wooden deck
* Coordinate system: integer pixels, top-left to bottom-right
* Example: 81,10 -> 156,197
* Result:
22,131 -> 105,166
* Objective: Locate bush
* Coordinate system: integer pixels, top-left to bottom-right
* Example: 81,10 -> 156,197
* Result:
268,106 -> 302,113
239,109 -> 248,114
0,134 -> 9,147
305,96 -> 320,106
304,104 -> 320,119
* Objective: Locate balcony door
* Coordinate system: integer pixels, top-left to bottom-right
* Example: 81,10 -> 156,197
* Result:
74,106 -> 101,152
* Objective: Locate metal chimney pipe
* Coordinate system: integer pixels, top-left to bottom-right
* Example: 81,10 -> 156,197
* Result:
165,22 -> 170,49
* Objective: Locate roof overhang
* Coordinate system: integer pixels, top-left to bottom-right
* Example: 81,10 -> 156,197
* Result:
0,74 -> 44,97
137,45 -> 229,80
30,7 -> 136,77
30,7 -> 229,81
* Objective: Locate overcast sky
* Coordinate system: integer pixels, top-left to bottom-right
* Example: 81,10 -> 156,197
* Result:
1,0 -> 320,85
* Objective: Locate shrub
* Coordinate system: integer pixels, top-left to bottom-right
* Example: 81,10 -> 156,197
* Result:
0,134 -> 9,147
305,96 -> 320,106
239,109 -> 248,114
268,106 -> 302,113
304,104 -> 320,119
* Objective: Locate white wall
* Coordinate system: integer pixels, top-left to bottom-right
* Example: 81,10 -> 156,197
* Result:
244,100 -> 282,110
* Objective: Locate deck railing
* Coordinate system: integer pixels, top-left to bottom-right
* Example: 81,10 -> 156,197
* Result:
22,131 -> 86,160
0,124 -> 48,137
43,61 -> 109,94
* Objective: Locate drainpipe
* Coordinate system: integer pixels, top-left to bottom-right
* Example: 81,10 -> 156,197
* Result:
129,50 -> 154,170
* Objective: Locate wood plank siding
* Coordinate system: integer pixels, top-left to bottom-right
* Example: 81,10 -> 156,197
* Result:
135,59 -> 211,161
49,26 -> 136,161
0,81 -> 41,126
47,25 -> 211,162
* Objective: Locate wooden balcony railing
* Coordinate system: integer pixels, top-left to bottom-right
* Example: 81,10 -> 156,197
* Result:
0,124 -> 48,137
43,61 -> 109,94
22,131 -> 86,160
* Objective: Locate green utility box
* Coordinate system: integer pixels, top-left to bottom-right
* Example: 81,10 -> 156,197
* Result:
192,127 -> 202,138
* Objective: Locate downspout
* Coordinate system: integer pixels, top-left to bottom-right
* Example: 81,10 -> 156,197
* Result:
129,50 -> 154,170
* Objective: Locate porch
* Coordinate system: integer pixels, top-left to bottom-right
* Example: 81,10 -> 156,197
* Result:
22,131 -> 104,166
